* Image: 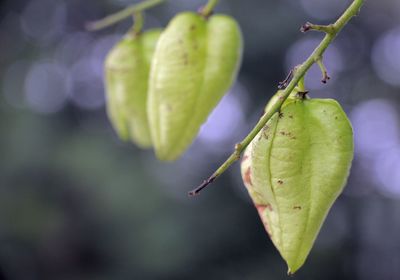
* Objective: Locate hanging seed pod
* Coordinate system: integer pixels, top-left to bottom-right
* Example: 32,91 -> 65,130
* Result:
241,95 -> 354,274
147,12 -> 243,161
105,29 -> 161,148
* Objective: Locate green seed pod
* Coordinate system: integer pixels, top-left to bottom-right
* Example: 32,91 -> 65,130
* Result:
147,12 -> 243,161
241,96 -> 354,274
105,29 -> 161,148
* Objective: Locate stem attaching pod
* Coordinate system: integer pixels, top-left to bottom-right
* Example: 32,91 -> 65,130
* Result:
190,0 -> 364,196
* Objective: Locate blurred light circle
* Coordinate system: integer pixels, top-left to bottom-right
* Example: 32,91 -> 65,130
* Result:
350,99 -> 399,157
55,32 -> 94,66
24,62 -> 70,114
336,26 -> 367,71
69,58 -> 105,110
66,35 -> 120,110
372,27 -> 400,87
285,37 -> 343,90
300,0 -> 349,21
20,0 -> 67,44
373,148 -> 400,198
198,83 -> 247,145
90,35 -> 121,79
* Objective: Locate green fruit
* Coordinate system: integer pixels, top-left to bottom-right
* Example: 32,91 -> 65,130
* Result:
147,12 -> 243,161
105,29 -> 161,148
241,95 -> 354,274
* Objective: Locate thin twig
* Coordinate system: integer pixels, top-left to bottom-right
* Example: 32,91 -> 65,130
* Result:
316,57 -> 331,84
278,69 -> 294,89
199,0 -> 219,17
86,0 -> 165,31
300,22 -> 336,34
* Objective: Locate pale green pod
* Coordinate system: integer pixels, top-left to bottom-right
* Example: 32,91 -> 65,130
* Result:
147,12 -> 243,161
241,97 -> 354,274
105,29 -> 161,148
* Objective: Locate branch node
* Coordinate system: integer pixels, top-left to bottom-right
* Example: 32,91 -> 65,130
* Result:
278,69 -> 294,89
297,91 -> 309,99
189,175 -> 216,196
300,22 -> 313,33
316,57 -> 331,84
234,143 -> 242,153
321,73 -> 331,84
300,22 -> 335,34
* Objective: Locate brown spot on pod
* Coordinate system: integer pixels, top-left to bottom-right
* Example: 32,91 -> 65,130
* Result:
256,203 -> 273,213
241,155 -> 249,163
260,126 -> 270,140
293,206 -> 302,210
277,179 -> 284,185
244,167 -> 253,186
256,204 -> 266,213
279,131 -> 296,140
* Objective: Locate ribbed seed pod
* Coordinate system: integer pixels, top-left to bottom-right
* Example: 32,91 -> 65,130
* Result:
241,96 -> 354,274
105,29 -> 161,148
147,12 -> 243,161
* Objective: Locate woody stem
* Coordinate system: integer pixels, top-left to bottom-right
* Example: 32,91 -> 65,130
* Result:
131,11 -> 144,35
200,0 -> 220,17
189,0 -> 364,196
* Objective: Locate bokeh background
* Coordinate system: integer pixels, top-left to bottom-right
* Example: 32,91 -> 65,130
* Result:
1,0 -> 400,279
